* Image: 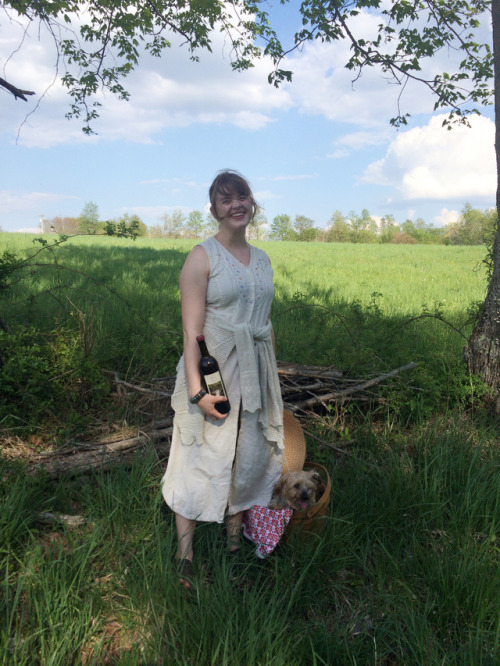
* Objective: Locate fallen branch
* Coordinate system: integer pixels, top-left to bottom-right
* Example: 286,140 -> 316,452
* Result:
21,361 -> 418,478
282,362 -> 418,412
26,421 -> 173,478
102,369 -> 173,397
36,512 -> 87,528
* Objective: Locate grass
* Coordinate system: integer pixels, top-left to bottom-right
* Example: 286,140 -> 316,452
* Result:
1,416 -> 499,665
1,233 -> 498,663
0,234 -> 489,428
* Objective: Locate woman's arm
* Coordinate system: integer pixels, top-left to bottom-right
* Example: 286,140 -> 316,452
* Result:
180,246 -> 228,419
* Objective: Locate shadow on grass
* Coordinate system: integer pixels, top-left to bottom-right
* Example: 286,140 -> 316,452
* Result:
1,421 -> 499,664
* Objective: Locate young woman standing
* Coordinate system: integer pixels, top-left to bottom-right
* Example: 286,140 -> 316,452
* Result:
161,170 -> 284,588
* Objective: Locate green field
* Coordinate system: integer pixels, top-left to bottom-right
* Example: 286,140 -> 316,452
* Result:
1,234 -> 499,664
0,232 -> 487,376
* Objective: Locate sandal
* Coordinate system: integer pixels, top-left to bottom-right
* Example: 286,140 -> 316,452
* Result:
177,558 -> 195,590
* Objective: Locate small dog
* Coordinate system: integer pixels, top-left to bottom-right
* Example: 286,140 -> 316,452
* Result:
269,469 -> 321,512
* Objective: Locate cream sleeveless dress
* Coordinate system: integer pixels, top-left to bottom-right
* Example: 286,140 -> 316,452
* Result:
161,237 -> 284,523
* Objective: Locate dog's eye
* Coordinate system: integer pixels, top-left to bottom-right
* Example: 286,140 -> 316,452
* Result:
294,483 -> 300,489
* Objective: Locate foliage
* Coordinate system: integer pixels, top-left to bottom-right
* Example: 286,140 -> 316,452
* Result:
78,201 -> 100,235
0,231 -> 154,429
268,0 -> 493,128
2,0 -> 277,131
161,210 -> 186,238
39,203 -> 496,245
445,203 -> 497,246
270,214 -> 296,241
2,1 -> 493,134
0,325 -> 109,427
106,213 -> 148,238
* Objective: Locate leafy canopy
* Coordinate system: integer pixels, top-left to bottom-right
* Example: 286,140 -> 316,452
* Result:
2,0 -> 493,131
266,0 -> 493,127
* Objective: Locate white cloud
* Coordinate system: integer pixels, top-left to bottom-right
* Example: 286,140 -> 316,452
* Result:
283,12 -> 438,128
328,129 -> 393,158
0,11 -> 291,147
434,208 -> 460,226
361,114 -> 496,202
0,189 -> 79,213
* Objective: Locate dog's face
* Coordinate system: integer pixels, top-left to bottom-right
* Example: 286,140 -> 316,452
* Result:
269,469 -> 321,511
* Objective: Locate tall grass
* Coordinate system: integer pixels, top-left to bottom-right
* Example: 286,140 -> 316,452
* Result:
1,417 -> 498,664
1,234 -> 498,663
0,233 -> 489,428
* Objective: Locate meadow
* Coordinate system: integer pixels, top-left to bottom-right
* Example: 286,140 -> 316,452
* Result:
1,234 -> 499,664
0,234 -> 488,394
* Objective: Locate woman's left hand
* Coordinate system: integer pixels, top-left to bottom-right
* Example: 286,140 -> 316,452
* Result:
196,393 -> 229,420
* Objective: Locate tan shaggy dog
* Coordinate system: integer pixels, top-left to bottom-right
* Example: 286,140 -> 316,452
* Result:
269,469 -> 322,512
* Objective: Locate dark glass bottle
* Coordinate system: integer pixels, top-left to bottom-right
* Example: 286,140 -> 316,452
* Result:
196,335 -> 231,414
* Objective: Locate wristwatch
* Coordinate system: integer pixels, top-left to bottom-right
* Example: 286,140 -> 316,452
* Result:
189,388 -> 207,404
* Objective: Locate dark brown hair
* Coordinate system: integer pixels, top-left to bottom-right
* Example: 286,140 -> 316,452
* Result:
209,170 -> 258,221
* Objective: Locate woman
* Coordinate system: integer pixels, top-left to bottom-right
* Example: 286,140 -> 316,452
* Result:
162,170 -> 284,588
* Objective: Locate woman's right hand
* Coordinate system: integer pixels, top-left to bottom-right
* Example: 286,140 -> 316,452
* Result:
196,393 -> 230,420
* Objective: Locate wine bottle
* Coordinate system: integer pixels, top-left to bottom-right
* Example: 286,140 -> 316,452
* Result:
196,335 -> 231,415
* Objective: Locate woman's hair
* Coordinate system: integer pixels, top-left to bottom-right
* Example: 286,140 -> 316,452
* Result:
209,170 -> 258,221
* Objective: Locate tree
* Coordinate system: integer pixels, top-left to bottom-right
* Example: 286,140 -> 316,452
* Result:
185,210 -> 205,239
270,214 -> 296,241
43,216 -> 80,235
78,202 -> 100,234
379,215 -> 399,244
348,209 -> 378,244
161,210 -> 186,238
326,210 -> 351,243
1,1 -> 276,133
108,213 -> 148,238
247,211 -> 268,241
445,203 -> 497,245
293,215 -> 317,241
204,213 -> 219,238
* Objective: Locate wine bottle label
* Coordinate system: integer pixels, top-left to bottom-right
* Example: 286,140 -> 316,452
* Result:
204,371 -> 226,397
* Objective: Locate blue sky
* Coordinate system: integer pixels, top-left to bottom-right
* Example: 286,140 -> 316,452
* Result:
0,4 -> 495,234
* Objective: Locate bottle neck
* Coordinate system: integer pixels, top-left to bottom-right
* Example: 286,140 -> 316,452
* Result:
197,336 -> 209,357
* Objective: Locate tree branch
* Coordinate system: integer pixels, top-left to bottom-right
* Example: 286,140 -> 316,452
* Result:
0,76 -> 35,101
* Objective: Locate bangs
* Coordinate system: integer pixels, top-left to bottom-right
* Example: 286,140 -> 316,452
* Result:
210,174 -> 250,202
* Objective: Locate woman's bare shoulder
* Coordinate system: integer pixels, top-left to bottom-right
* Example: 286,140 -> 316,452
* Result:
181,244 -> 210,279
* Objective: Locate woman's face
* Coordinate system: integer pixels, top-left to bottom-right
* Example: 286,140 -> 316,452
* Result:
212,189 -> 253,231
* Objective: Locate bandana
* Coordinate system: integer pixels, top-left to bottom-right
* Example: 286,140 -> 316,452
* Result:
242,505 -> 294,558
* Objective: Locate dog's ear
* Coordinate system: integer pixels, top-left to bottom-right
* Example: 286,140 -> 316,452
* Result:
273,475 -> 286,495
311,471 -> 322,484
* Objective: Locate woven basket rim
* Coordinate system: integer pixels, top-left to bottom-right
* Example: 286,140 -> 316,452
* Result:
282,409 -> 307,473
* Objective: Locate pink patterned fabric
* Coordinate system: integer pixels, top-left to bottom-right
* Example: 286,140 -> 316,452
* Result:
242,505 -> 294,558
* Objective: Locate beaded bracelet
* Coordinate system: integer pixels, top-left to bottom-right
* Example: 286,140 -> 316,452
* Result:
189,388 -> 207,404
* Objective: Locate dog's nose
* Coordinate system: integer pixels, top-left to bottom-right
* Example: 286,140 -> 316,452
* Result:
300,490 -> 309,501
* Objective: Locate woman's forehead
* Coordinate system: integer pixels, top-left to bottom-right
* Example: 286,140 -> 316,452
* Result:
215,185 -> 246,198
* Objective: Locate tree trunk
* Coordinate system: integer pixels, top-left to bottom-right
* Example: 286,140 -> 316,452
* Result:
466,3 -> 500,391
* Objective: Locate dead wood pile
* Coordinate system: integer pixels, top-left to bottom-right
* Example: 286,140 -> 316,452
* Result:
17,361 -> 417,478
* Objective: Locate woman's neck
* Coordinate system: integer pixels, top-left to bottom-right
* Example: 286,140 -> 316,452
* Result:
214,227 -> 248,249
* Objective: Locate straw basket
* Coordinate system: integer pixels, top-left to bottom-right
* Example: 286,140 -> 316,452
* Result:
282,409 -> 306,473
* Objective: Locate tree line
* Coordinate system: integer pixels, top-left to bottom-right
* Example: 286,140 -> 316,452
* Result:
35,201 -> 496,247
